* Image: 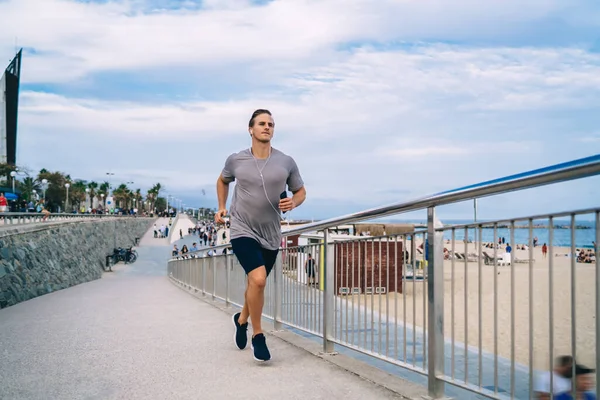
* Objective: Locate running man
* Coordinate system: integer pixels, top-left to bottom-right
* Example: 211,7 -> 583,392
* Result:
215,109 -> 306,362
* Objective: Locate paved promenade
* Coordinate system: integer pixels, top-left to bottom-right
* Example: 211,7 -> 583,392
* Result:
0,219 -> 407,400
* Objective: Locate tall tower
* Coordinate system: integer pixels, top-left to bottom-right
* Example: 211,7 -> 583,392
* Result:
0,49 -> 22,166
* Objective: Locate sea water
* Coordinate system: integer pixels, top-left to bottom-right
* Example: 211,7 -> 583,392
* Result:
388,219 -> 597,248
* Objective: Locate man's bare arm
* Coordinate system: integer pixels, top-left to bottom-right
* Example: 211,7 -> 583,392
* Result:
217,174 -> 230,210
292,186 -> 306,209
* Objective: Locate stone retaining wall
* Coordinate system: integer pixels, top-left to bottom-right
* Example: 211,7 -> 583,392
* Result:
0,218 -> 154,309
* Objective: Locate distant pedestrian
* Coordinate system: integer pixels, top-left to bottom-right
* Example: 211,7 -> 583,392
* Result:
180,229 -> 183,239
305,254 -> 316,285
0,193 -> 7,213
542,243 -> 548,258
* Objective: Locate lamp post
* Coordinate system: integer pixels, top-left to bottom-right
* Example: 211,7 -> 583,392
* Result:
10,171 -> 16,194
65,183 -> 70,212
85,188 -> 90,211
106,172 -> 115,208
41,179 -> 48,202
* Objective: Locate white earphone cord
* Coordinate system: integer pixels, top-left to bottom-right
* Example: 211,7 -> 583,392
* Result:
250,148 -> 286,221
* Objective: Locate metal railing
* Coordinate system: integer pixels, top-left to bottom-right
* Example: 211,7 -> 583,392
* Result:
0,212 -> 140,226
168,154 -> 600,399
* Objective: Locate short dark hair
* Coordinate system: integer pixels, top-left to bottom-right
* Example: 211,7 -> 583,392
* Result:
556,355 -> 573,367
249,109 -> 272,127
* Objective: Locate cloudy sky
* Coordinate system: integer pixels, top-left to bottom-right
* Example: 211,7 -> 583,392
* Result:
1,0 -> 599,221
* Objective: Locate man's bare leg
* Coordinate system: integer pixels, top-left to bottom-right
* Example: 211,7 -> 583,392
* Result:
243,266 -> 267,336
238,286 -> 250,324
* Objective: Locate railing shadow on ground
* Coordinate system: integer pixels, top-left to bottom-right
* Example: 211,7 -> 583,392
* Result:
168,154 -> 600,400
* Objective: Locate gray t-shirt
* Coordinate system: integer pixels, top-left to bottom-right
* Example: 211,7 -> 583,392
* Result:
222,148 -> 304,250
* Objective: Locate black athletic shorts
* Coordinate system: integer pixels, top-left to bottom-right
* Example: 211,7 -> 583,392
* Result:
230,237 -> 279,276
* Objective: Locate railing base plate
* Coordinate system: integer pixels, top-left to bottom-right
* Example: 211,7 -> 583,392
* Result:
318,351 -> 339,357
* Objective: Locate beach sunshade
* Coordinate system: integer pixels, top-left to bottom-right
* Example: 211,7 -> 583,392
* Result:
3,192 -> 18,201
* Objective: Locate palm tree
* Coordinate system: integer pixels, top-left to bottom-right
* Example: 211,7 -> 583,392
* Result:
150,183 -> 162,211
20,177 -> 39,202
113,183 -> 133,209
96,181 -> 110,209
134,188 -> 143,209
145,183 -> 162,212
146,188 -> 155,212
87,181 -> 98,208
70,181 -> 87,211
153,183 -> 162,198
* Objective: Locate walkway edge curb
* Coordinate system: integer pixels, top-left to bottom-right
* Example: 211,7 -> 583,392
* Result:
168,276 -> 432,400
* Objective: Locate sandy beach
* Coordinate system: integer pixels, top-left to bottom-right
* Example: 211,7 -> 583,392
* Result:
349,241 -> 597,371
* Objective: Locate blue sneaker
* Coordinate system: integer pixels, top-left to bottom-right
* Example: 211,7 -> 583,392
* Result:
251,333 -> 271,362
232,312 -> 248,350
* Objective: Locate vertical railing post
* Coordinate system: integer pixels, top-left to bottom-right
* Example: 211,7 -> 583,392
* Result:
212,256 -> 216,300
274,255 -> 283,330
225,254 -> 231,307
596,210 -> 600,400
202,258 -> 206,296
194,257 -> 199,291
323,228 -> 335,353
427,206 -> 445,398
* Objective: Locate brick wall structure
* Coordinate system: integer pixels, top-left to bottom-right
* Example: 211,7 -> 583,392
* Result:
334,240 -> 404,295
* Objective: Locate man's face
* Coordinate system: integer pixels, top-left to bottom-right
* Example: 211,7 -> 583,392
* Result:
577,374 -> 594,391
558,363 -> 574,378
251,114 -> 275,143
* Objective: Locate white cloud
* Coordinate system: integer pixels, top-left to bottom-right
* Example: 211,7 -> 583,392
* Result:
2,0 -> 600,219
378,144 -> 469,158
375,139 -> 538,158
1,0 -> 598,83
18,46 -> 600,141
579,133 -> 600,143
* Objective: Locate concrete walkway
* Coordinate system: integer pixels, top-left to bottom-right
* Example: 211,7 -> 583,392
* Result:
169,215 -> 196,244
141,217 -> 171,247
0,225 -> 405,400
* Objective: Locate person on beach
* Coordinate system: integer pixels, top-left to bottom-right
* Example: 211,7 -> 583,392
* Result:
542,243 -> 548,258
215,109 -> 306,362
554,364 -> 596,400
534,355 -> 575,399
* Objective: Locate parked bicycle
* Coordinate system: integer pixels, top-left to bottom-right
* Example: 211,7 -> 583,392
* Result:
113,247 -> 138,264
